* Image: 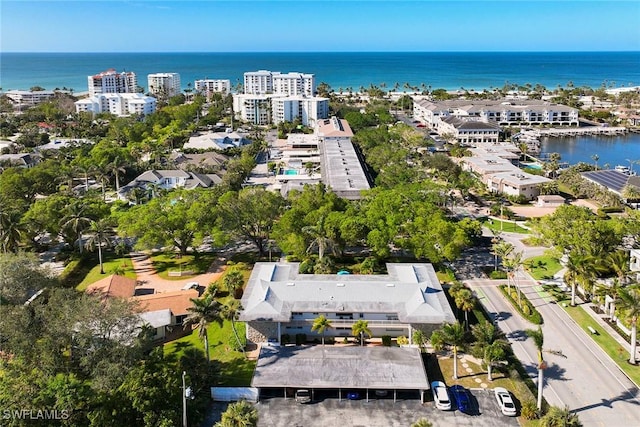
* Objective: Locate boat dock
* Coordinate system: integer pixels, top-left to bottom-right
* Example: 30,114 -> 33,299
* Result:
529,126 -> 627,137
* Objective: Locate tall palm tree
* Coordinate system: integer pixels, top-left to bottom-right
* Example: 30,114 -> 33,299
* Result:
526,327 -> 546,411
303,215 -> 338,261
215,400 -> 258,427
311,315 -> 333,346
564,252 -> 596,306
454,288 -> 476,330
616,285 -> 640,364
504,251 -> 524,305
183,294 -> 223,362
493,240 -> 514,274
60,202 -> 91,254
221,298 -> 245,356
431,322 -> 466,379
483,341 -> 507,381
84,219 -> 114,274
351,319 -> 372,346
540,405 -> 582,427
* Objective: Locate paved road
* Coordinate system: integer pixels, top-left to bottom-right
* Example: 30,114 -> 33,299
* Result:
457,242 -> 640,426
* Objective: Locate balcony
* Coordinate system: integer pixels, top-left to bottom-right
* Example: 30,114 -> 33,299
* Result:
286,318 -> 406,328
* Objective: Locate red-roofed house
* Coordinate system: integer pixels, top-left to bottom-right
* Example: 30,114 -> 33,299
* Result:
85,274 -> 136,299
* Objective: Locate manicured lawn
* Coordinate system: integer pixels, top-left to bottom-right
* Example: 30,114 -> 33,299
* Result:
75,256 -> 136,291
563,304 -> 640,386
151,252 -> 219,280
164,319 -> 255,386
525,255 -> 562,280
481,218 -> 530,234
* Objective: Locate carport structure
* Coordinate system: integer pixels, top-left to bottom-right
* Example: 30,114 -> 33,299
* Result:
251,345 -> 430,403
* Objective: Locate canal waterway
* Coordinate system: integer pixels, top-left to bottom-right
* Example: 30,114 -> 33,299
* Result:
539,132 -> 640,170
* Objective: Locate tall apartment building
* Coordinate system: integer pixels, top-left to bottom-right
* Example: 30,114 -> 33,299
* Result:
147,73 -> 181,98
88,69 -> 137,96
75,93 -> 156,117
233,94 -> 328,126
243,70 -> 315,96
194,79 -> 231,97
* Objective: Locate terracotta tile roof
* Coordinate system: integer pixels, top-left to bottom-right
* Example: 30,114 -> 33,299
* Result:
133,290 -> 199,316
86,275 -> 136,299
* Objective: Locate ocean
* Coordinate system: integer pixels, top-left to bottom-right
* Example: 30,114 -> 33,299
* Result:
1,51 -> 639,93
1,51 -> 639,166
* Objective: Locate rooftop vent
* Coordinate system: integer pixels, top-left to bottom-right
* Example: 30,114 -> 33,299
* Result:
386,283 -> 395,287
286,282 -> 295,286
336,283 -> 345,287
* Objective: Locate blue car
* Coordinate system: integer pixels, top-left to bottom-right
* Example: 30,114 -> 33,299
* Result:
449,385 -> 472,414
346,391 -> 360,400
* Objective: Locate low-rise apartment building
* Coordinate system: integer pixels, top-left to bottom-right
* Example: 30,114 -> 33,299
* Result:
194,79 -> 231,97
5,90 -> 56,107
240,262 -> 455,345
75,93 -> 156,117
437,117 -> 500,144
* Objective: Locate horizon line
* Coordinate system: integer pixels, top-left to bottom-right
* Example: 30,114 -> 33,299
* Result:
3,50 -> 640,54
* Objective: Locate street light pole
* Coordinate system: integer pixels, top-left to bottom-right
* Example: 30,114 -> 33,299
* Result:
182,371 -> 187,427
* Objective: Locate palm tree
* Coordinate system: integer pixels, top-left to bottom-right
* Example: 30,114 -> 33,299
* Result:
471,322 -> 508,381
504,251 -> 524,306
493,240 -> 514,274
540,405 -> 582,427
0,210 -> 26,253
430,322 -> 466,379
221,299 -> 245,356
564,252 -> 597,306
311,315 -> 333,346
215,400 -> 258,427
616,285 -> 640,364
351,319 -> 372,346
60,202 -> 91,254
591,154 -> 599,171
454,288 -> 476,330
183,294 -> 223,362
84,219 -> 114,274
526,327 -> 546,411
223,268 -> 245,299
302,215 -> 338,261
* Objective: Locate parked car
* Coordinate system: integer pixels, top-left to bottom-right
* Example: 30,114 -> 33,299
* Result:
494,387 -> 517,416
182,281 -> 199,290
295,389 -> 311,404
346,391 -> 360,400
449,385 -> 472,414
374,390 -> 388,397
431,381 -> 451,410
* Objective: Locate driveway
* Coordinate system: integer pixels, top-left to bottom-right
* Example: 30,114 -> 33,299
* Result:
130,252 -> 227,294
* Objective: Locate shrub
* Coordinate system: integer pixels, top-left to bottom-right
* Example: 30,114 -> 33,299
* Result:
521,399 -> 539,420
499,285 -> 543,325
295,333 -> 307,345
299,258 -> 315,274
342,337 -> 349,344
397,336 -> 409,346
381,335 -> 392,347
489,270 -> 508,279
522,304 -> 531,316
228,330 -> 247,352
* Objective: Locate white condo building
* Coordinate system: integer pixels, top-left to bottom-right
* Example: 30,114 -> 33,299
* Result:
88,69 -> 137,96
244,70 -> 316,96
147,73 -> 181,98
194,79 -> 231,97
233,94 -> 328,126
75,93 -> 156,117
5,90 -> 56,107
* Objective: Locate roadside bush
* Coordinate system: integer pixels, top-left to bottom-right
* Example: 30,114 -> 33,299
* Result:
499,285 -> 543,325
295,333 -> 307,345
521,399 -> 539,420
489,270 -> 508,279
381,335 -> 392,347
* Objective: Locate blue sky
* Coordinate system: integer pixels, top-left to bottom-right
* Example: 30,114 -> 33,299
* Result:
2,1 -> 639,52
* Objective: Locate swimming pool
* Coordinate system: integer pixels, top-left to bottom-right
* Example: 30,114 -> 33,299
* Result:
284,169 -> 298,176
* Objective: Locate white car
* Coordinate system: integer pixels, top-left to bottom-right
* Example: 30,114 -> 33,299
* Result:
494,387 -> 517,416
431,381 -> 451,410
295,389 -> 311,404
182,281 -> 199,290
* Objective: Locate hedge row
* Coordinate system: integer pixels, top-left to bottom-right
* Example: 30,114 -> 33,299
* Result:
498,284 -> 543,325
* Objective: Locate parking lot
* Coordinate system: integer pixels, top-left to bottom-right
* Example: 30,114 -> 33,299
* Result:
253,388 -> 520,427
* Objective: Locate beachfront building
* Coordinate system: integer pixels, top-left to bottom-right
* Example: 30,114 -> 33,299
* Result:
88,69 -> 137,96
413,99 -> 579,128
233,93 -> 329,126
243,70 -> 315,96
240,262 -> 455,345
4,90 -> 56,107
194,79 -> 232,97
436,116 -> 501,144
75,93 -> 156,117
147,73 -> 181,98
